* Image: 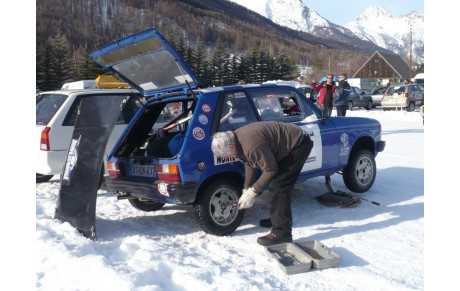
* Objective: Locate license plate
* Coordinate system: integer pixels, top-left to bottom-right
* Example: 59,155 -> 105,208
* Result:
131,165 -> 155,177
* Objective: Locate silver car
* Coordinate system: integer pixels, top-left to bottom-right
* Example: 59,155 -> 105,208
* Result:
381,84 -> 424,112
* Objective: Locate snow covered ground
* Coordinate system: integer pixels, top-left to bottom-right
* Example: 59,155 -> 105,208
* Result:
32,109 -> 427,290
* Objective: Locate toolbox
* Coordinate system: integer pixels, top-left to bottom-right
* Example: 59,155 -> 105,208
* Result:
265,240 -> 341,275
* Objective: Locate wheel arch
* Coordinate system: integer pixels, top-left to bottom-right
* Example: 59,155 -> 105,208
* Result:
197,171 -> 245,197
349,135 -> 375,162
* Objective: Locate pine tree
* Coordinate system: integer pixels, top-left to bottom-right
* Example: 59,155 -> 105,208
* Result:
211,38 -> 225,86
37,43 -> 55,91
51,29 -> 76,89
190,37 -> 206,82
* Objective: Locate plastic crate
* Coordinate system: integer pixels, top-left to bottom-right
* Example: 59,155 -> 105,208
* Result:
294,240 -> 341,269
265,243 -> 312,275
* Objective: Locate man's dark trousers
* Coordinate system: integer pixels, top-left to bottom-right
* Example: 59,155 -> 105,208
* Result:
336,105 -> 348,116
268,135 -> 313,237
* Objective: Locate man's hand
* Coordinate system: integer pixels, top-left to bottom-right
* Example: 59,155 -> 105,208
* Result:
238,188 -> 257,210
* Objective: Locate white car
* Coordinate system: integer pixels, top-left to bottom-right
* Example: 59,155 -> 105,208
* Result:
36,88 -> 142,183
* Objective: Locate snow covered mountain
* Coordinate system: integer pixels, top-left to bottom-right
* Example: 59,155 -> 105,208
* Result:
228,0 -> 342,35
227,0 -> 424,63
344,6 -> 424,63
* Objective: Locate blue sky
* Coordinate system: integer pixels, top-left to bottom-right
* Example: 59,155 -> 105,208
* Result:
302,0 -> 424,25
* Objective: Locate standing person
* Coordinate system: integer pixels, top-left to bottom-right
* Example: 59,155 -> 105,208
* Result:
386,79 -> 393,89
211,121 -> 313,246
312,74 -> 336,118
333,73 -> 352,116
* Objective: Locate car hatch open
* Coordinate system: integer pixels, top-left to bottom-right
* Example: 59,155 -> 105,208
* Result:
89,28 -> 199,98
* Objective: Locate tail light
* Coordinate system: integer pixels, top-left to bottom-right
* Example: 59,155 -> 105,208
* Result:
40,127 -> 51,151
404,92 -> 408,98
107,162 -> 125,177
158,164 -> 181,182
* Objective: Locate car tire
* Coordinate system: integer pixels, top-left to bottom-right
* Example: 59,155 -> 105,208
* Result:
348,101 -> 353,111
128,198 -> 165,211
193,179 -> 244,236
36,174 -> 54,183
343,149 -> 376,193
406,102 -> 415,112
365,100 -> 373,110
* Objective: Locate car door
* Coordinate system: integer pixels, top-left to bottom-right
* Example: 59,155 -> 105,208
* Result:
351,87 -> 366,107
245,86 -> 340,174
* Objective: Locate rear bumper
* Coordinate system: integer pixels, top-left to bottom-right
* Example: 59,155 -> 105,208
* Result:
36,149 -> 67,175
106,176 -> 198,204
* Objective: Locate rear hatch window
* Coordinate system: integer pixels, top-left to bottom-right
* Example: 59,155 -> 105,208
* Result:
36,94 -> 68,125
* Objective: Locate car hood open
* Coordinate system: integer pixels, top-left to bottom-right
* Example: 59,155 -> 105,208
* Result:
89,28 -> 199,98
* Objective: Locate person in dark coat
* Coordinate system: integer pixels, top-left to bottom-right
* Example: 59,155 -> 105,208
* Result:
333,73 -> 352,116
312,74 -> 336,118
211,121 -> 313,246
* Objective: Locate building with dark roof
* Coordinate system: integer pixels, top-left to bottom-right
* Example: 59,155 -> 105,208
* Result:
352,51 -> 411,83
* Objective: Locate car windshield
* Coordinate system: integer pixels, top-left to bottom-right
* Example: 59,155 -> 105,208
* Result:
36,93 -> 68,125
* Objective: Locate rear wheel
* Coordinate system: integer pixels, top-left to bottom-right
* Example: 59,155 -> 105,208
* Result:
343,149 -> 376,193
406,102 -> 415,112
193,179 -> 244,236
36,174 -> 54,183
128,198 -> 165,211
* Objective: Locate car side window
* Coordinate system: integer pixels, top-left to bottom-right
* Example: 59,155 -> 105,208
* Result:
217,92 -> 257,131
249,88 -> 311,122
63,95 -> 141,126
354,87 -> 362,94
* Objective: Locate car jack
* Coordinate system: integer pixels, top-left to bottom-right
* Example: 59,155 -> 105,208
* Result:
314,176 -> 380,207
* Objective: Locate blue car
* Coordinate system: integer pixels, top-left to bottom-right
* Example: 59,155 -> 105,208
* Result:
67,28 -> 385,237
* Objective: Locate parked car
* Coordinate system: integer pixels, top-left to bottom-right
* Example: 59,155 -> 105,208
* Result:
348,86 -> 373,110
347,78 -> 381,93
381,84 -> 424,111
298,86 -> 319,103
368,85 -> 388,108
58,28 -> 385,238
36,88 -> 142,183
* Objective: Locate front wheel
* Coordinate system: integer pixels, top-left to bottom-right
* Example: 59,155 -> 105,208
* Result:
193,179 -> 244,236
348,101 -> 353,111
343,149 -> 376,193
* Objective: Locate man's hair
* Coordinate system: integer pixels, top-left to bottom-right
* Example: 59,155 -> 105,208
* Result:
339,73 -> 347,79
211,131 -> 235,156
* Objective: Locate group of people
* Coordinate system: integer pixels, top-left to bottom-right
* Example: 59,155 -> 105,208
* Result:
312,73 -> 352,118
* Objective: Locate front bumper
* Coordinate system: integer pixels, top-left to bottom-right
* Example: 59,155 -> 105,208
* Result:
106,176 -> 198,204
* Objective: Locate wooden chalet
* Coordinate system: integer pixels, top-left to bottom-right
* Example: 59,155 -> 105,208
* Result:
352,51 -> 411,83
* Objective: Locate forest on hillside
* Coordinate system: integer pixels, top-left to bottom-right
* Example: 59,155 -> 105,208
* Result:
36,0 -> 370,90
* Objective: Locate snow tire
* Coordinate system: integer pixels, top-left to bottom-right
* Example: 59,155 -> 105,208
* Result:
128,198 -> 165,212
193,179 -> 244,236
343,149 -> 376,193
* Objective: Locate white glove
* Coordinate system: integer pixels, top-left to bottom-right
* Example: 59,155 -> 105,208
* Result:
238,188 -> 257,210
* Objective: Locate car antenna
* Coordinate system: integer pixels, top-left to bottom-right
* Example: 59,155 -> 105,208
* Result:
174,59 -> 198,100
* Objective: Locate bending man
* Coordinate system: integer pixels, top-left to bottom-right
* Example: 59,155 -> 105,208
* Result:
211,121 -> 313,246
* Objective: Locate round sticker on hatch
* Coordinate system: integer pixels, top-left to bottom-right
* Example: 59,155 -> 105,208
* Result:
201,104 -> 211,113
198,114 -> 208,125
193,127 -> 205,140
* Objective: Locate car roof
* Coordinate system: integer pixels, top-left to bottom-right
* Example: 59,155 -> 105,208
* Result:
38,88 -> 140,96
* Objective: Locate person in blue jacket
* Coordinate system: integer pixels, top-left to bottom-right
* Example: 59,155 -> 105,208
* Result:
333,73 -> 352,116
